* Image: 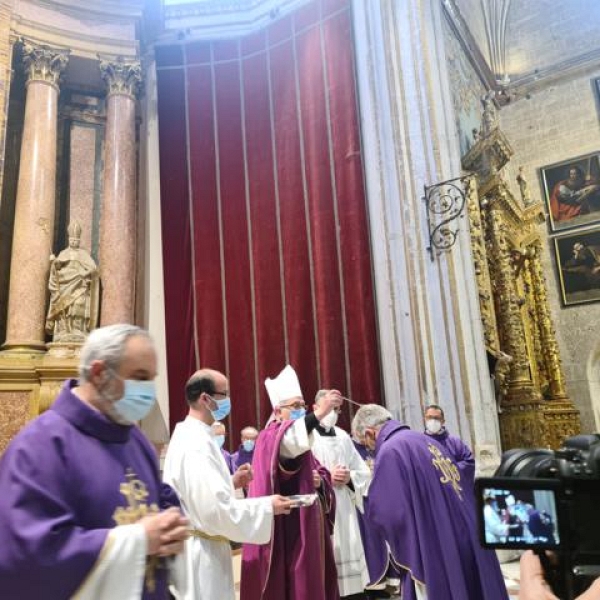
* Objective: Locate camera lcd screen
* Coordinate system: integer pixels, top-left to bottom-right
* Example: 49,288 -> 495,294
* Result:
476,478 -> 560,549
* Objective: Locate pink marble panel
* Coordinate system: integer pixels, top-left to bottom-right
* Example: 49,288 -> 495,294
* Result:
69,124 -> 96,252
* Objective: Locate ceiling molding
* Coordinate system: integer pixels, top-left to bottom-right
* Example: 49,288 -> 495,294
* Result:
441,0 -> 496,92
161,0 -> 310,40
22,0 -> 145,20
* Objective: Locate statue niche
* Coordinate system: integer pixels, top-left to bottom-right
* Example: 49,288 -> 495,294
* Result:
45,221 -> 99,343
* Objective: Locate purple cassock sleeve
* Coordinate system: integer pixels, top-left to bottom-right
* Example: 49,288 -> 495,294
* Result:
0,424 -> 108,599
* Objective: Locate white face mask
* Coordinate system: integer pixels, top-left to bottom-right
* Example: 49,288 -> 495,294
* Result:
425,418 -> 442,434
320,410 -> 338,430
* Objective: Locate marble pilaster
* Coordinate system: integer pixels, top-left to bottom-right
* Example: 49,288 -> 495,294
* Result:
3,42 -> 68,352
98,58 -> 141,325
351,0 -> 502,471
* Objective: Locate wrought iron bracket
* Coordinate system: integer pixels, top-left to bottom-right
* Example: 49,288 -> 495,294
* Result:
423,175 -> 471,261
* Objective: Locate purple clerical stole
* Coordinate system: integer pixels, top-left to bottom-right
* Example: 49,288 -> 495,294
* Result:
0,379 -> 178,599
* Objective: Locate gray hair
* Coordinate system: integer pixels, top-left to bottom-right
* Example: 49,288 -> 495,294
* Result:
351,404 -> 393,438
314,389 -> 329,404
241,426 -> 258,436
79,324 -> 151,382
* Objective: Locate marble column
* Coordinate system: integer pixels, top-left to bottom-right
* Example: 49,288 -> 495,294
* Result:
351,0 -> 502,470
98,58 -> 141,325
3,42 -> 68,352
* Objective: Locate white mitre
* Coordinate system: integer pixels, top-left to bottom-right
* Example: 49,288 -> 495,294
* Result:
265,365 -> 303,408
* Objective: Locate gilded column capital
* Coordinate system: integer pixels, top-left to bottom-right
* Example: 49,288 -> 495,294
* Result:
99,58 -> 142,99
21,41 -> 69,89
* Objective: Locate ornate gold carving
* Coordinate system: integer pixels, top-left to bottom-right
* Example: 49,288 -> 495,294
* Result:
0,391 -> 31,453
466,178 -> 498,349
21,41 -> 69,88
464,107 -> 580,450
529,242 -> 569,400
99,58 -> 142,98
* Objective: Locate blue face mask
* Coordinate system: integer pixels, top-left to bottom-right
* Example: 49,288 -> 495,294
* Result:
112,379 -> 156,424
214,434 -> 225,448
210,396 -> 231,421
242,439 -> 255,452
289,408 -> 306,420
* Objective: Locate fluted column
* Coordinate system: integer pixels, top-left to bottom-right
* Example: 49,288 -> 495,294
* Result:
98,58 -> 141,325
484,199 -> 533,389
3,42 -> 68,352
529,242 -> 569,399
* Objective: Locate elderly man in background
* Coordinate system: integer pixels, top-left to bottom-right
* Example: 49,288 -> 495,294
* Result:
311,389 -> 371,599
241,365 -> 341,600
423,404 -> 475,486
352,404 -> 507,600
232,425 -> 259,471
163,368 -> 294,600
0,324 -> 188,599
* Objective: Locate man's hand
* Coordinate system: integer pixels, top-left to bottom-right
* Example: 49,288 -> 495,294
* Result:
270,495 -> 295,515
232,463 -> 253,489
519,551 -> 600,600
331,465 -> 351,487
140,507 -> 189,557
312,469 -> 322,489
313,389 -> 342,421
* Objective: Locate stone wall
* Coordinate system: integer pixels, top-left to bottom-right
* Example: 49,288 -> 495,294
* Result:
500,67 -> 600,433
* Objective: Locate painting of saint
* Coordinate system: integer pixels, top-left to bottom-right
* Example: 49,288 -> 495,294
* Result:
542,152 -> 600,232
554,229 -> 600,306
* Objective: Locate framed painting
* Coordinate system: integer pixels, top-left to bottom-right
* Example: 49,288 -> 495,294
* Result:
541,151 -> 600,232
554,228 -> 600,306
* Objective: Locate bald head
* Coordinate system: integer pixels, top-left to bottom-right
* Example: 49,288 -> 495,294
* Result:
185,368 -> 228,406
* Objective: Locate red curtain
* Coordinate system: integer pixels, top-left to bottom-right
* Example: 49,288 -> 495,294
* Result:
156,0 -> 382,446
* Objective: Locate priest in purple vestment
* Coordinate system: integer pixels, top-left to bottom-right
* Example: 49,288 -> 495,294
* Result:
353,440 -> 400,599
0,324 -> 189,600
352,404 -> 508,600
423,404 -> 475,487
241,365 -> 341,600
232,425 -> 259,471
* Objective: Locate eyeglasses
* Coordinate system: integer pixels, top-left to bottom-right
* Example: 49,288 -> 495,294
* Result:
281,401 -> 306,410
212,390 -> 229,398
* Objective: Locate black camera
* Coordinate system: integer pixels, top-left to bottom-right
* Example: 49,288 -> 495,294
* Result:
475,434 -> 600,600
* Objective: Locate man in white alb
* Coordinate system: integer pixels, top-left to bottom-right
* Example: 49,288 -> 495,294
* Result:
311,389 -> 371,599
163,368 -> 294,600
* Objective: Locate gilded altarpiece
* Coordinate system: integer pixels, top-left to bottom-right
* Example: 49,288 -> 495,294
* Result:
463,124 -> 580,450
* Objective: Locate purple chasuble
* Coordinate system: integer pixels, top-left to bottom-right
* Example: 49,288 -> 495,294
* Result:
368,421 -> 507,600
352,441 -> 400,585
232,445 -> 254,471
425,428 -> 475,488
0,379 -> 179,600
241,419 -> 339,600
